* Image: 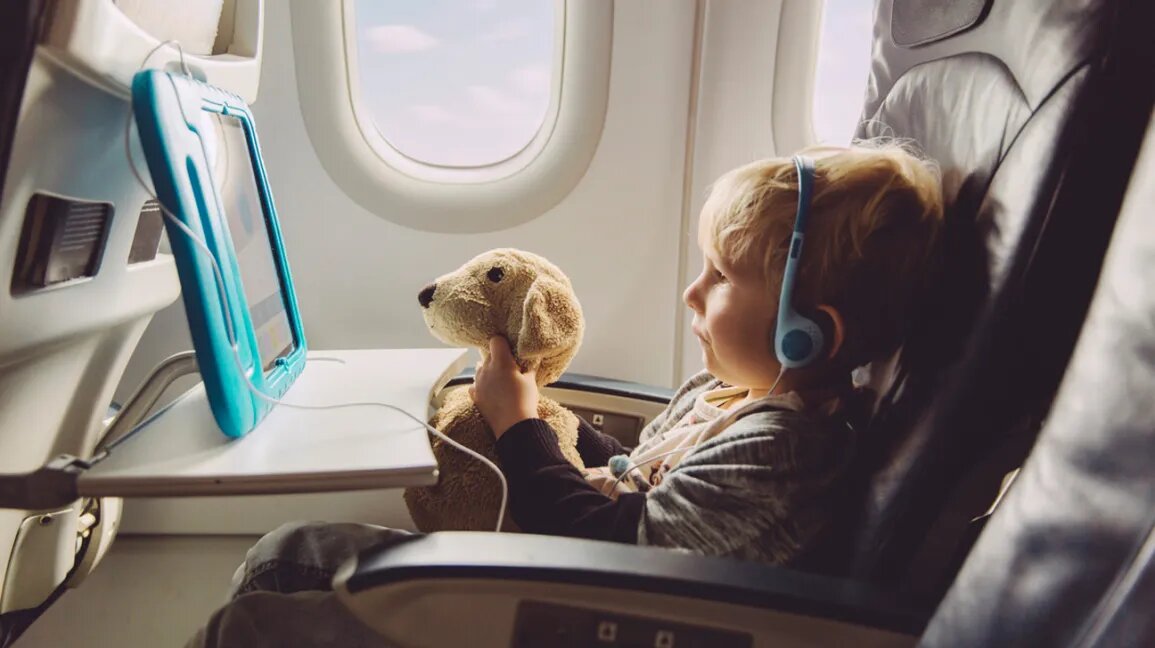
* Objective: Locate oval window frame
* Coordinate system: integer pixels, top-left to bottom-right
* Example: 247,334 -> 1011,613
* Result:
289,0 -> 613,233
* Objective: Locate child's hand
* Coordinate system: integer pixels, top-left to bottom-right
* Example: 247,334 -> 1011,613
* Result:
471,337 -> 540,439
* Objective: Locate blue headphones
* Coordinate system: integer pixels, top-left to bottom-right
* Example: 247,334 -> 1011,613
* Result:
774,155 -> 825,369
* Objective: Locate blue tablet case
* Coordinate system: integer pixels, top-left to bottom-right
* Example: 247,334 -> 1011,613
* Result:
131,70 -> 307,438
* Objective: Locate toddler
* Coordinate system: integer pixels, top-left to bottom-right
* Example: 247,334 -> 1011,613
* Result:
473,141 -> 944,566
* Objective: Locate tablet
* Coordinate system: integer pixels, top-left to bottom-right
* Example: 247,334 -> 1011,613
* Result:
131,69 -> 307,438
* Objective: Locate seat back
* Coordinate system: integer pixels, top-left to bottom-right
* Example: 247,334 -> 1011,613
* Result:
0,6 -> 180,636
921,102 -> 1155,648
845,0 -> 1155,590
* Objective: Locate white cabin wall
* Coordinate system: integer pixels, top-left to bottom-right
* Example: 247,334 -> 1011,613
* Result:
676,0 -> 821,381
118,0 -> 700,400
116,0 -> 824,400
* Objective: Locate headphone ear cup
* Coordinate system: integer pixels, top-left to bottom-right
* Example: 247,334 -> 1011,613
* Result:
780,328 -> 814,363
776,312 -> 826,368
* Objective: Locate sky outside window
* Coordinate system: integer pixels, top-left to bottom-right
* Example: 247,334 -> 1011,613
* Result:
352,1 -> 871,162
352,0 -> 556,168
812,1 -> 875,145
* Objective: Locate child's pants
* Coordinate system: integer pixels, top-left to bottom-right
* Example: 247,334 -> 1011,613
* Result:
187,521 -> 417,648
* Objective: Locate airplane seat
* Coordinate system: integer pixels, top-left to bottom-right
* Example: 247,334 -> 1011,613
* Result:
421,0 -> 1154,601
837,0 -> 1155,595
335,101 -> 1155,647
921,97 -> 1155,648
331,2 -> 1155,644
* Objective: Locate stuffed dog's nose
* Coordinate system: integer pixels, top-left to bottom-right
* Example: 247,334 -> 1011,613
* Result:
418,284 -> 436,308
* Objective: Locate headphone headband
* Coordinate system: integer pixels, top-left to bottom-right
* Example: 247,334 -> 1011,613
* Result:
774,156 -> 825,369
792,156 -> 816,233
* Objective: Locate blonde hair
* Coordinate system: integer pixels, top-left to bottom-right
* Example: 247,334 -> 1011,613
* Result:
699,139 -> 945,366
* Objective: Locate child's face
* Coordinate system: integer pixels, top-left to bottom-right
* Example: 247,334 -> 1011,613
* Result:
683,241 -> 782,391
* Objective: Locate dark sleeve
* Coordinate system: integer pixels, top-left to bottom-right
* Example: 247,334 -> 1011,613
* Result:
575,417 -> 629,466
495,418 -> 645,543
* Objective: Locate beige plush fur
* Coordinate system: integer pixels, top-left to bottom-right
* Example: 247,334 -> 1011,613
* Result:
404,249 -> 585,532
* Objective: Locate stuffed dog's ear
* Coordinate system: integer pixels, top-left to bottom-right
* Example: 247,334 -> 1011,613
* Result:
516,276 -> 582,364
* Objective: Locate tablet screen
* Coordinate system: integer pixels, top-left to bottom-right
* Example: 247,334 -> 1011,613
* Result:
205,112 -> 295,371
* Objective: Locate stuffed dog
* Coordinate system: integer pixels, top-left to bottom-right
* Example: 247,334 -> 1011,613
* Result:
404,249 -> 585,532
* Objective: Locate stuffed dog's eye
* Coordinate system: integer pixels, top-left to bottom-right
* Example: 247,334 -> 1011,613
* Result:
487,267 -> 504,283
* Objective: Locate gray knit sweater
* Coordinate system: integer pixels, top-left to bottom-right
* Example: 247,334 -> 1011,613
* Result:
634,372 -> 857,565
495,371 -> 858,567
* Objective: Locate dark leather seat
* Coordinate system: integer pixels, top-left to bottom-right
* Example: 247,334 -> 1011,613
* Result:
922,104 -> 1155,648
844,0 -> 1155,595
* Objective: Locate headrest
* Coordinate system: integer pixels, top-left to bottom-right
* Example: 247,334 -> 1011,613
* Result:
846,0 -> 1150,586
922,106 -> 1155,646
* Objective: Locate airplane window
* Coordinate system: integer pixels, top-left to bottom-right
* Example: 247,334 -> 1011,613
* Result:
350,0 -> 557,168
812,0 -> 874,145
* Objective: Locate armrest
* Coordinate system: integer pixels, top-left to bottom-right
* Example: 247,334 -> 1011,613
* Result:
334,532 -> 926,647
445,369 -> 675,404
442,370 -> 673,447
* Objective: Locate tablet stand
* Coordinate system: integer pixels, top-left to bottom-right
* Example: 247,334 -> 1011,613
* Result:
95,351 -> 200,460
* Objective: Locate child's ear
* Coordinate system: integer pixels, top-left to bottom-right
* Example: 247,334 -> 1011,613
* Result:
815,305 -> 846,361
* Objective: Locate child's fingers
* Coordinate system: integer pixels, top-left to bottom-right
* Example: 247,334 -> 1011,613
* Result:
487,336 -> 514,369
